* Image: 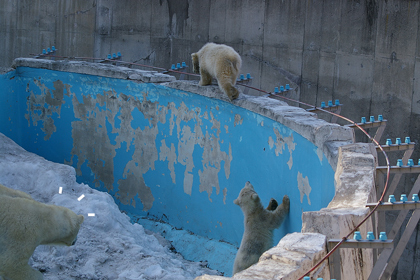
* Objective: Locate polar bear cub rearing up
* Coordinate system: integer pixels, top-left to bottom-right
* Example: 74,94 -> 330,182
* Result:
233,181 -> 290,275
191,42 -> 242,101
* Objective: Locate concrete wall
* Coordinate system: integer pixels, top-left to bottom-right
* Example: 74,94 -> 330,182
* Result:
1,1 -> 419,153
2,0 -> 420,277
0,58 -> 355,275
198,143 -> 377,280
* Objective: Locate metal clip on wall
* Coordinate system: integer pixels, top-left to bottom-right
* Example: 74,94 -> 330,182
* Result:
307,99 -> 342,123
100,52 -> 122,65
345,115 -> 387,142
34,46 -> 57,60
237,73 -> 253,94
170,62 -> 188,80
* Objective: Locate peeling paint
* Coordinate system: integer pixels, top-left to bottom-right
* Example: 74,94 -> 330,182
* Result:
159,139 -> 177,184
315,147 -> 324,163
70,91 -> 117,191
25,80 -> 69,140
223,187 -> 227,204
297,171 -> 311,205
198,131 -> 232,201
234,114 -> 243,126
268,128 -> 296,169
116,125 -> 159,211
178,125 -> 196,195
224,125 -> 229,133
25,78 -> 235,210
9,66 -> 337,249
256,115 -> 265,126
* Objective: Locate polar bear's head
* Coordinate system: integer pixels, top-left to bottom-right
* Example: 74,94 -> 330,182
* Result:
45,205 -> 84,246
234,181 -> 261,213
191,53 -> 200,74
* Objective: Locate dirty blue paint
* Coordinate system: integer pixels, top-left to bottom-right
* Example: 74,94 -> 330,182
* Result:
0,67 -> 336,274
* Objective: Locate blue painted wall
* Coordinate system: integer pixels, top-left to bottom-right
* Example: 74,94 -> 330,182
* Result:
0,67 -> 335,248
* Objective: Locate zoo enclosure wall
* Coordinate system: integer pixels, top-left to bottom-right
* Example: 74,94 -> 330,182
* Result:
0,58 -> 354,252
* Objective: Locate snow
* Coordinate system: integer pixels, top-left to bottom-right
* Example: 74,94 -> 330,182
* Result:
0,132 -> 221,280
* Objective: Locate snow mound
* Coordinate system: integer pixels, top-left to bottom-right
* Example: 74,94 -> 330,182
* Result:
0,133 -> 220,280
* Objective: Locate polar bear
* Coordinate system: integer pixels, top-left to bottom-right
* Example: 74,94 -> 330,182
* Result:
0,184 -> 84,280
232,181 -> 290,275
191,42 -> 242,101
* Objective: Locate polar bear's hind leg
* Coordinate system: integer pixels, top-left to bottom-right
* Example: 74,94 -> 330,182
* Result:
217,76 -> 239,100
217,62 -> 240,100
199,69 -> 213,86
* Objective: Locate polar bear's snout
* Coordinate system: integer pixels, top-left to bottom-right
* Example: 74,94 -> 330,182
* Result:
244,181 -> 254,189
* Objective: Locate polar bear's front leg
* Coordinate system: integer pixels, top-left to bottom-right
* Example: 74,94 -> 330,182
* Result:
270,195 -> 290,228
199,70 -> 212,86
1,262 -> 43,280
266,198 -> 278,211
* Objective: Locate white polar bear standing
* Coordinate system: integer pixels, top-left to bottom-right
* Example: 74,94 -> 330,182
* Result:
232,181 -> 290,275
191,42 -> 242,101
0,184 -> 84,280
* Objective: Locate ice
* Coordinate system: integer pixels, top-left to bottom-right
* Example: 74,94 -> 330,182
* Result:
0,132 -> 220,280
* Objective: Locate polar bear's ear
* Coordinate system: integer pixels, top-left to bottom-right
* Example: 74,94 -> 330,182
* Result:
191,53 -> 200,74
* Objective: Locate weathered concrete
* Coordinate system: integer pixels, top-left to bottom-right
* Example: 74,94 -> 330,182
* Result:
328,143 -> 378,209
302,143 -> 377,280
196,233 -> 329,280
12,58 -> 175,83
1,58 -> 356,276
165,80 -> 354,171
195,143 -> 377,280
1,1 -> 419,157
1,1 -> 419,278
2,1 -> 419,156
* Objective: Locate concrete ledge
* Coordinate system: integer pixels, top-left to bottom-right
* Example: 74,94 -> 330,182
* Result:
196,233 -> 329,280
165,80 -> 355,171
302,143 -> 377,280
196,143 -> 377,280
10,59 -> 354,171
12,58 -> 176,83
328,143 -> 377,209
0,67 -> 13,75
9,59 -> 368,279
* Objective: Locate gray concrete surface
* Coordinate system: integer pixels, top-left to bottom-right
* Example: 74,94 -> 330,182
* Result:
197,143 -> 377,280
197,233 -> 329,280
12,57 -> 175,83
302,143 -> 377,280
5,58 -> 355,278
2,0 -> 418,156
2,1 -> 420,278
